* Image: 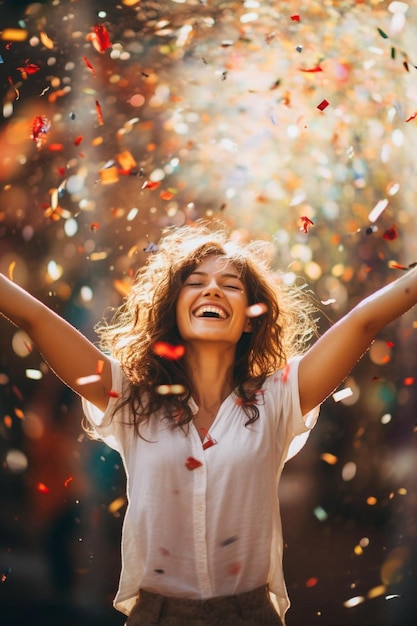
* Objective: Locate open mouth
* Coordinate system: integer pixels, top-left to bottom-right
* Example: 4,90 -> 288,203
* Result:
193,305 -> 228,319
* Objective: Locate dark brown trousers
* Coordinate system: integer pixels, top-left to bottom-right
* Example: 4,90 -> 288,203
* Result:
125,585 -> 283,626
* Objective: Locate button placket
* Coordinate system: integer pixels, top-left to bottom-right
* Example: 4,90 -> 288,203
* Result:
190,429 -> 213,598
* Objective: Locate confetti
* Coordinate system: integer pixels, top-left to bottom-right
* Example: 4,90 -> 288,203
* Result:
300,216 -> 314,233
31,115 -> 51,148
95,99 -> 104,125
185,456 -> 203,471
75,374 -> 101,386
246,303 -> 267,317
382,224 -> 398,241
317,99 -> 329,111
156,384 -> 186,395
83,56 -> 96,76
93,23 -> 112,53
37,482 -> 50,494
153,342 -> 185,360
332,387 -> 353,402
368,199 -> 388,222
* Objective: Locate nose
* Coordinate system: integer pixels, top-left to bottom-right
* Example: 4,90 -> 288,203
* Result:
202,278 -> 223,297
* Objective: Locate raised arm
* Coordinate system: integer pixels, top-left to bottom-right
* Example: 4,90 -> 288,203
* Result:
299,266 -> 417,415
0,273 -> 112,411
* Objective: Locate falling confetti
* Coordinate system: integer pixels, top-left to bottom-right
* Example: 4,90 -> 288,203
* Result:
185,456 -> 203,471
153,342 -> 185,360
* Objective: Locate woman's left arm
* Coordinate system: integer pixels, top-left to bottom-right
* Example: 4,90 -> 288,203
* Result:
299,266 -> 417,415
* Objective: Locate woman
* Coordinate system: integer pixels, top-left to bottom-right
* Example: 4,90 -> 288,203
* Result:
1,221 -> 416,626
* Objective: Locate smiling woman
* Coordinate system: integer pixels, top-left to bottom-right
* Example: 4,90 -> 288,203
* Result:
1,219 -> 417,626
93,222 -> 318,437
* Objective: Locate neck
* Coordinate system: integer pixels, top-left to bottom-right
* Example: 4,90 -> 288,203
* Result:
184,343 -> 236,411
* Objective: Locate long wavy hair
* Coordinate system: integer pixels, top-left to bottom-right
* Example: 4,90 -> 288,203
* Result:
94,221 -> 318,436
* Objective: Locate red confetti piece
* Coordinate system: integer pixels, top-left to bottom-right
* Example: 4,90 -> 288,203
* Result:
31,115 -> 51,147
152,342 -> 185,360
74,135 -> 83,146
386,341 -> 394,348
405,111 -> 417,122
90,221 -> 100,231
95,99 -> 104,125
160,190 -> 174,201
382,224 -> 398,241
228,562 -> 242,575
291,15 -> 300,22
300,216 -> 314,233
306,577 -> 318,588
108,389 -> 120,398
47,143 -> 64,152
37,482 -> 50,494
300,66 -> 323,73
185,456 -> 203,471
200,428 -> 217,450
404,377 -> 414,386
83,55 -> 96,76
317,99 -> 330,111
388,261 -> 408,270
281,362 -> 290,383
142,180 -> 161,190
93,23 -> 112,52
64,476 -> 73,487
17,60 -> 40,76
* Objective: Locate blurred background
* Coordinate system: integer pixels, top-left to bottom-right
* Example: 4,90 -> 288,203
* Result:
0,0 -> 416,624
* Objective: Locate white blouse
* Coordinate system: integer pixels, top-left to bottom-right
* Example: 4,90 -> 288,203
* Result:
82,357 -> 319,624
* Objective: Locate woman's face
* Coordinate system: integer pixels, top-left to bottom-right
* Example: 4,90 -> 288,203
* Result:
175,255 -> 251,347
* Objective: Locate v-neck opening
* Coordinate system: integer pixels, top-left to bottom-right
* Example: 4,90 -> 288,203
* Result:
189,391 -> 236,446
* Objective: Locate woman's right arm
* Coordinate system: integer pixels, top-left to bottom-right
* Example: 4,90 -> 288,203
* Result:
0,273 -> 112,411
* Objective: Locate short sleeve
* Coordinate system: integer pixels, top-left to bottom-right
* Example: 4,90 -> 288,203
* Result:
265,357 -> 320,462
81,358 -> 129,453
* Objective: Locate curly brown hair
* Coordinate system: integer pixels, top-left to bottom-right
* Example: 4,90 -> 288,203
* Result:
95,221 -> 318,436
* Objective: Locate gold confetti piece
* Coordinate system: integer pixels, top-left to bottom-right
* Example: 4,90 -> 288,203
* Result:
90,251 -> 109,261
75,374 -> 101,386
108,496 -> 127,514
381,547 -> 407,585
1,28 -> 28,41
156,384 -> 186,395
320,452 -> 338,465
14,408 -> 24,419
366,496 -> 377,506
40,30 -> 54,49
117,150 -> 137,171
367,585 -> 386,600
354,545 -> 363,555
99,165 -> 119,184
8,261 -> 16,281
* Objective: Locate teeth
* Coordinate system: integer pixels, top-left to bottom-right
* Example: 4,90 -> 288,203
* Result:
194,305 -> 227,319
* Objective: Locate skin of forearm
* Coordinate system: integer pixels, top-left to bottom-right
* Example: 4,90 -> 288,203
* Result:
354,266 -> 417,337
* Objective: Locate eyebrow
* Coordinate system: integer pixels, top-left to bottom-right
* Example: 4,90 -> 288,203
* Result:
188,271 -> 242,280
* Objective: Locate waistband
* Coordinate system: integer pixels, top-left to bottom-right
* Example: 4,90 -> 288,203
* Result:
136,584 -> 271,620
